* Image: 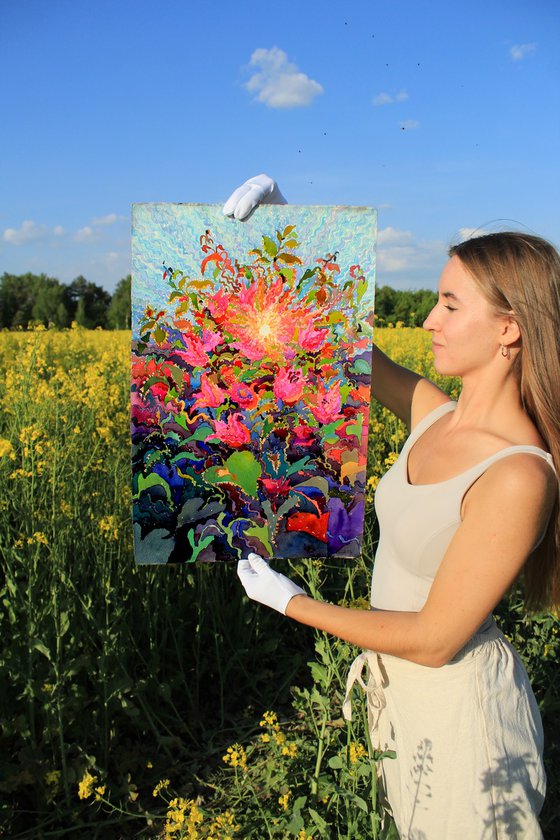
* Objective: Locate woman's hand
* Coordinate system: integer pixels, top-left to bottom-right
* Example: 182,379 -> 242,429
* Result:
223,174 -> 287,221
237,553 -> 306,614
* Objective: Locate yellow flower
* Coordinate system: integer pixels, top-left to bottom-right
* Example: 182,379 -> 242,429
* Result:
208,810 -> 240,838
152,777 -> 171,797
165,798 -> 203,839
260,732 -> 271,744
273,730 -> 286,747
278,790 -> 292,811
94,784 -> 106,801
222,744 -> 247,771
0,438 -> 15,459
297,831 -> 314,840
99,515 -> 119,541
281,742 -> 298,758
349,742 -> 367,764
78,770 -> 97,799
260,710 -> 279,729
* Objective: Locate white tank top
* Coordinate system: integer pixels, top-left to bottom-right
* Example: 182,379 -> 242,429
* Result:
370,401 -> 555,612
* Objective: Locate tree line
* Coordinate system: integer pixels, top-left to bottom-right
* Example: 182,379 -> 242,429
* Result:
0,273 -> 437,330
0,273 -> 131,330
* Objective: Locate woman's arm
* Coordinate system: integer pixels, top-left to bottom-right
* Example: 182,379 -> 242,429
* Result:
371,345 -> 449,429
271,454 -> 556,666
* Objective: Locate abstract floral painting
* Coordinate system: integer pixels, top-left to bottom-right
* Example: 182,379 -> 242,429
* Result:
131,204 -> 376,563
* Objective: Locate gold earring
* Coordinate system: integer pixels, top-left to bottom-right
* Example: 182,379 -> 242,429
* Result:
500,344 -> 511,359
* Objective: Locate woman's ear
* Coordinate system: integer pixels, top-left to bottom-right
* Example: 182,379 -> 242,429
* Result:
501,314 -> 521,347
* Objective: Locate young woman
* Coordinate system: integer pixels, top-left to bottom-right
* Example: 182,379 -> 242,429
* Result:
225,177 -> 560,838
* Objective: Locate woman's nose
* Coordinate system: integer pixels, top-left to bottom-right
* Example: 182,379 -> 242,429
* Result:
423,306 -> 437,332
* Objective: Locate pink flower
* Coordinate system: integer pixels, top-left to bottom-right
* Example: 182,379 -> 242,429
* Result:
149,382 -> 169,400
207,413 -> 251,447
260,477 -> 292,496
229,381 -> 259,409
191,373 -> 226,410
298,323 -> 327,353
274,367 -> 306,405
207,288 -> 231,325
201,329 -> 223,353
291,423 -> 316,447
173,335 -> 209,368
308,381 -> 342,425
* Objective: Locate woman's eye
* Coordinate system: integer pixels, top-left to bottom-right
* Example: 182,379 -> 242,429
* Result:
444,305 -> 457,312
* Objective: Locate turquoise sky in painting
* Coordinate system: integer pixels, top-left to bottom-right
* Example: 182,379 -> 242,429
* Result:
1,0 -> 558,292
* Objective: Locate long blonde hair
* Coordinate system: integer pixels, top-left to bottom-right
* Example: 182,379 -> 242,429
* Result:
449,231 -> 560,610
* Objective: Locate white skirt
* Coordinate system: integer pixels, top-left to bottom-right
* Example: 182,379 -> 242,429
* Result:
344,620 -> 546,839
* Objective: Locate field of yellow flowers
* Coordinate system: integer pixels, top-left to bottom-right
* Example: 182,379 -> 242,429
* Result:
0,325 -> 558,839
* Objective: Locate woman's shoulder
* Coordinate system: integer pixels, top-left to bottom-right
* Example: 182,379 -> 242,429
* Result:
410,378 -> 453,431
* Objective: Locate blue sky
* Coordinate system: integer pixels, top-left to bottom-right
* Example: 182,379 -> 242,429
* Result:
1,0 -> 559,292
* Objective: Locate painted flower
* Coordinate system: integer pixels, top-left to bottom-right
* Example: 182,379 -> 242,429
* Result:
150,381 -> 169,400
273,367 -> 306,405
291,423 -> 316,447
207,413 -> 251,448
229,380 -> 259,409
191,373 -> 226,410
308,381 -> 342,425
326,498 -> 364,553
260,476 -> 292,497
298,323 -> 327,353
201,328 -> 223,353
286,511 -> 329,543
222,275 -> 322,363
172,334 -> 210,368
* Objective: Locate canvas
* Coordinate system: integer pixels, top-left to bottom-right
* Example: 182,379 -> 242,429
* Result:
131,204 -> 376,564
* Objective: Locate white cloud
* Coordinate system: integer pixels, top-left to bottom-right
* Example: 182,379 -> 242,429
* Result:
2,220 -> 47,245
92,213 -> 125,226
373,90 -> 408,106
74,226 -> 94,242
378,227 -> 414,246
457,226 -> 494,241
510,43 -> 536,61
377,226 -> 445,278
400,119 -> 420,130
53,225 -> 65,236
245,47 -> 323,108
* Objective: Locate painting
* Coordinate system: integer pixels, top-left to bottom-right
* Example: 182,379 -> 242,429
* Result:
131,204 -> 376,563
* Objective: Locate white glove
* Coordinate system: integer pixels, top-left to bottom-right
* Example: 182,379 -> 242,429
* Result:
223,174 -> 287,221
237,552 -> 306,615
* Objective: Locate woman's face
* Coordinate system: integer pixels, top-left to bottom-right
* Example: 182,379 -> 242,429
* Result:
423,255 -> 509,378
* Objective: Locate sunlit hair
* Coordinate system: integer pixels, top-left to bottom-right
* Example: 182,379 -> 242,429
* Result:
449,231 -> 560,610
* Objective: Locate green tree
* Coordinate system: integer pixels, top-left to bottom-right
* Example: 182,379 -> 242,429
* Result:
68,276 -> 111,328
31,277 -> 71,327
107,275 -> 131,329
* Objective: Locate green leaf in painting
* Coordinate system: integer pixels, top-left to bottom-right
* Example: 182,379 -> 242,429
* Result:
282,224 -> 296,237
244,522 -> 273,556
136,473 -> 172,502
185,423 -> 213,442
357,278 -> 368,302
204,451 -> 262,497
328,311 -> 346,325
285,456 -> 311,477
351,357 -> 371,375
153,326 -> 166,344
262,235 -> 278,257
300,268 -> 318,283
186,528 -> 214,563
276,252 -> 303,265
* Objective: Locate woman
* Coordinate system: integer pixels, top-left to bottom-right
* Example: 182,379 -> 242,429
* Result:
226,177 -> 560,838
